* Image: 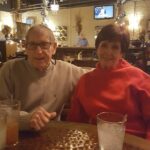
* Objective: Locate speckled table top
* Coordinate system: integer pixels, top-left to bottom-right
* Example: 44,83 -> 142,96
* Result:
5,121 -> 150,150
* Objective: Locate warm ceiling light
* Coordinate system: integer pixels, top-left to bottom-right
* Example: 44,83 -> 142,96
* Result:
50,0 -> 59,12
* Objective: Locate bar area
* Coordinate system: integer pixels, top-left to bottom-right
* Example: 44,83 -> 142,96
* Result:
0,0 -> 150,72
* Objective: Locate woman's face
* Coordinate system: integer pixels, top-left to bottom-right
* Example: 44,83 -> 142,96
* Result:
97,40 -> 122,69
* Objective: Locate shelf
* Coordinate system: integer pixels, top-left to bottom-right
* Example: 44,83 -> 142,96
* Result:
56,47 -> 95,53
55,47 -> 149,73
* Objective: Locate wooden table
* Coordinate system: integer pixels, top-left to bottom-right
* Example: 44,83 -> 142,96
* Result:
6,121 -> 150,150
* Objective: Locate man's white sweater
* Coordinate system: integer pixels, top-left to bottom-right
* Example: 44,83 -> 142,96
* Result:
0,58 -> 87,129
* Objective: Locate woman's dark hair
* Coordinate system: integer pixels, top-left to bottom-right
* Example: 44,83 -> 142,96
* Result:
95,24 -> 130,53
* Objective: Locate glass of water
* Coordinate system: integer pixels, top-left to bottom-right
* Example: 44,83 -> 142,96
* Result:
97,112 -> 127,150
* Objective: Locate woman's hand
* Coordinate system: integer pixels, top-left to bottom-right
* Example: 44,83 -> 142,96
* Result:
30,106 -> 57,131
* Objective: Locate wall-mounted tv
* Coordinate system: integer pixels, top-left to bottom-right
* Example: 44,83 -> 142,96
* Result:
94,5 -> 114,19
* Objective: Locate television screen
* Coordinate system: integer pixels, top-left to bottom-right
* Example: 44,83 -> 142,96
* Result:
94,5 -> 114,19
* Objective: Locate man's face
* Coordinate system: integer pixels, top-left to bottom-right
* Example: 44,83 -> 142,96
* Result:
97,40 -> 122,69
25,28 -> 56,71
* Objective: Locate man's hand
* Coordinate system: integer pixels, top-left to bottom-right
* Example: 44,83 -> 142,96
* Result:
30,106 -> 57,131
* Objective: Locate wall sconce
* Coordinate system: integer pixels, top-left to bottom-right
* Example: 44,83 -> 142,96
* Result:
128,13 -> 141,40
50,0 -> 59,12
128,14 -> 141,30
127,1 -> 142,39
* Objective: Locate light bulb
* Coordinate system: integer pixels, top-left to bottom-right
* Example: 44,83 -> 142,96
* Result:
50,4 -> 59,12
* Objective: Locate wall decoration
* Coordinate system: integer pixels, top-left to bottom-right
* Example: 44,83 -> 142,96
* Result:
55,26 -> 67,41
1,25 -> 11,39
115,0 -> 126,25
16,22 -> 31,39
75,14 -> 82,35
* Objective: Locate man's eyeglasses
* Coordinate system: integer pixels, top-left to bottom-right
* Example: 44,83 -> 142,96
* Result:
26,42 -> 51,50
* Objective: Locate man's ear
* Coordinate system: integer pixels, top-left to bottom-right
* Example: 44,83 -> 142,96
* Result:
52,42 -> 57,55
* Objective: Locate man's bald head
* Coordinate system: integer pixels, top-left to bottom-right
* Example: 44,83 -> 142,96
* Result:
26,24 -> 56,43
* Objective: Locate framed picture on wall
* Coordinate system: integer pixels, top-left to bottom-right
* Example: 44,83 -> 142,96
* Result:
16,22 -> 31,39
55,26 -> 68,41
26,17 -> 36,25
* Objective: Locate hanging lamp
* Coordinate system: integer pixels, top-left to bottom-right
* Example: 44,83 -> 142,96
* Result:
50,0 -> 59,12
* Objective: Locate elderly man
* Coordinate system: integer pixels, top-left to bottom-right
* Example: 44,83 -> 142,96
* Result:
0,24 -> 87,131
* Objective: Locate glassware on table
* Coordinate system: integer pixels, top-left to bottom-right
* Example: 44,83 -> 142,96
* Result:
0,111 -> 7,150
97,112 -> 127,150
0,100 -> 20,147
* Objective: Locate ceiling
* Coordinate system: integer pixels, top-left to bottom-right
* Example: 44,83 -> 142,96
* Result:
20,0 -> 117,6
21,0 -> 117,12
0,0 -> 117,12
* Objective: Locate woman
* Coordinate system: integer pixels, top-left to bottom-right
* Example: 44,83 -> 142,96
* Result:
68,24 -> 150,139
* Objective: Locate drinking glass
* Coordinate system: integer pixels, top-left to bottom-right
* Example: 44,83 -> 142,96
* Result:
0,100 -> 20,146
0,111 -> 7,150
97,112 -> 127,150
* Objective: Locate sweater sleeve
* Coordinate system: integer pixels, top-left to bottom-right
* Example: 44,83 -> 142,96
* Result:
67,82 -> 89,123
0,62 -> 13,99
0,62 -> 32,131
19,111 -> 32,130
137,75 -> 150,139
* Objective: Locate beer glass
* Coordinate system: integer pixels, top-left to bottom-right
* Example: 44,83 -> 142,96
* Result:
0,100 -> 20,146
